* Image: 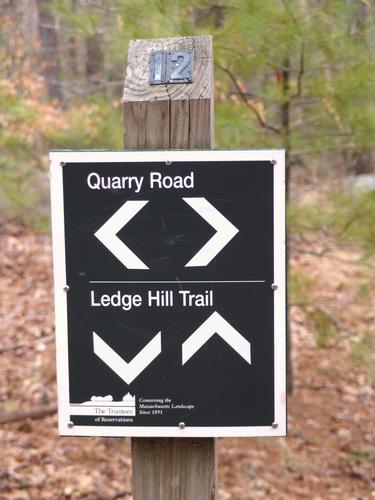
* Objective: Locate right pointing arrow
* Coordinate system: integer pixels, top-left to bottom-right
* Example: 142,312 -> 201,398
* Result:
182,311 -> 251,365
183,198 -> 239,267
94,200 -> 149,269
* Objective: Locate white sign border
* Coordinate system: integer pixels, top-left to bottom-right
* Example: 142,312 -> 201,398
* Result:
50,149 -> 286,438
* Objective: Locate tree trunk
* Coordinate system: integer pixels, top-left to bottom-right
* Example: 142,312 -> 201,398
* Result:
86,32 -> 104,86
68,0 -> 79,81
37,0 -> 64,102
17,0 -> 39,49
281,55 -> 293,395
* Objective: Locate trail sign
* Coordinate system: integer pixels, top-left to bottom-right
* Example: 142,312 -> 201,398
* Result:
50,150 -> 286,437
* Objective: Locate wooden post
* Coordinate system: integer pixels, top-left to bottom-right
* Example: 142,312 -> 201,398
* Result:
123,36 -> 213,150
123,36 -> 217,500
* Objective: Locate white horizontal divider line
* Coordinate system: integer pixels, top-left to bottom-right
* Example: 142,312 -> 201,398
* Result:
89,280 -> 266,284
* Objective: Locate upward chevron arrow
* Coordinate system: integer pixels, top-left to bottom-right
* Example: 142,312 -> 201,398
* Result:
182,311 -> 251,365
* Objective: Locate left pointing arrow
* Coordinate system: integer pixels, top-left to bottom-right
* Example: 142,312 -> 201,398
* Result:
93,331 -> 161,384
94,200 -> 149,269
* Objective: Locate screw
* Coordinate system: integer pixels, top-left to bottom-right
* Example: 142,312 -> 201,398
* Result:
272,422 -> 278,429
179,422 -> 186,429
67,421 -> 74,429
165,160 -> 172,166
60,161 -> 65,167
271,160 -> 277,165
271,283 -> 278,290
63,285 -> 70,292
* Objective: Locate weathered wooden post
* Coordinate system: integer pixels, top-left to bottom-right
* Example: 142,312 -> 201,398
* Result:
123,36 -> 217,500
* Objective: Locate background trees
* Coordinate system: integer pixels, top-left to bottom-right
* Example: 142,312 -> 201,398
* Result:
1,0 -> 374,224
1,4 -> 375,496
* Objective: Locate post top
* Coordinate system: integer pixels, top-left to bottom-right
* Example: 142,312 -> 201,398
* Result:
123,35 -> 213,103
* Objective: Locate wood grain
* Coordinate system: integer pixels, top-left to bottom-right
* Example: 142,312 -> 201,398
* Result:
132,438 -> 217,500
123,36 -> 213,149
123,36 -> 212,102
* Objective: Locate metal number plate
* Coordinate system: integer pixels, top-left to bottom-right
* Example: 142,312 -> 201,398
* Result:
150,50 -> 193,85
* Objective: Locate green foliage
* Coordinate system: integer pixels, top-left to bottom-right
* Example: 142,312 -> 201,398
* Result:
289,188 -> 375,349
355,280 -> 373,301
0,67 -> 122,227
50,0 -> 375,156
333,192 -> 375,252
47,96 -> 123,150
211,0 -> 375,155
309,307 -> 337,349
346,448 -> 375,465
287,201 -> 331,235
2,1 -> 375,225
288,270 -> 313,304
289,271 -> 337,348
51,0 -> 102,36
350,331 -> 375,380
215,100 -> 256,148
288,190 -> 375,255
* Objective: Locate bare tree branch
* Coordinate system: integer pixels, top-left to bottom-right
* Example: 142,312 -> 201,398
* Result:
110,491 -> 132,500
281,0 -> 300,32
0,404 -> 57,424
0,334 -> 54,354
216,64 -> 282,135
291,44 -> 305,99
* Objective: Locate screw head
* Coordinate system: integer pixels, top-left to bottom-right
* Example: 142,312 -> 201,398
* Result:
179,422 -> 186,429
60,161 -> 65,167
271,159 -> 277,165
63,285 -> 70,292
272,422 -> 278,429
165,160 -> 172,166
67,421 -> 74,429
271,283 -> 278,290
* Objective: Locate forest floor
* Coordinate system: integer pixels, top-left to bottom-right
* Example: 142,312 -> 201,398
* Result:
0,185 -> 375,499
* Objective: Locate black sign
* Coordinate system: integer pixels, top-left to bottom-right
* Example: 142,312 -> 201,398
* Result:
50,150 -> 286,437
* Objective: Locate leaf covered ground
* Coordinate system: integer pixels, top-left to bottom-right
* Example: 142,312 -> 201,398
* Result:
0,199 -> 374,498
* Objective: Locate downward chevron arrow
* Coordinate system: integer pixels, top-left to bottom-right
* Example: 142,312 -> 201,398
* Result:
182,311 -> 251,365
183,198 -> 239,267
93,331 -> 161,384
94,200 -> 149,269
